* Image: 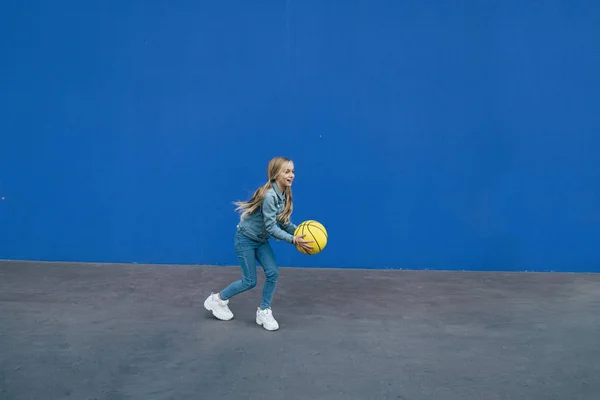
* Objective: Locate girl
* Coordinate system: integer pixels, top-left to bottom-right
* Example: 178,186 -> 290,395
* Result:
204,156 -> 313,331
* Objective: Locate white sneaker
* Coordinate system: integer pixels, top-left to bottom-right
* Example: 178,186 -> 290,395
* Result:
256,307 -> 279,331
204,293 -> 233,321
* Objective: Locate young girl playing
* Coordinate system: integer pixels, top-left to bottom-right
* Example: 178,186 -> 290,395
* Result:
204,156 -> 313,331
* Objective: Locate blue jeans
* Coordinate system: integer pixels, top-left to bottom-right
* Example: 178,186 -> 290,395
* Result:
220,229 -> 280,310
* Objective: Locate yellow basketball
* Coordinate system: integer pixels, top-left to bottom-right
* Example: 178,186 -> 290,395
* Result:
294,220 -> 328,255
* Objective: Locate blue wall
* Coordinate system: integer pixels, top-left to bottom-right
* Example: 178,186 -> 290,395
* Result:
1,1 -> 599,272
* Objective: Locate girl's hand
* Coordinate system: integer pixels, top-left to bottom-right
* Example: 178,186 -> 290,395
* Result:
293,234 -> 314,252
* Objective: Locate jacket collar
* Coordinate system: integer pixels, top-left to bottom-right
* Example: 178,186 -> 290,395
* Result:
271,180 -> 286,201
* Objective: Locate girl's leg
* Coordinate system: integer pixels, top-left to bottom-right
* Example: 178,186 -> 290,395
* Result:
255,242 -> 279,309
204,231 -> 258,321
255,242 -> 280,331
220,232 -> 258,300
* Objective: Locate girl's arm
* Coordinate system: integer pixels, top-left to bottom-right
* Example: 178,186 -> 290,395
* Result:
262,194 -> 295,244
280,220 -> 297,235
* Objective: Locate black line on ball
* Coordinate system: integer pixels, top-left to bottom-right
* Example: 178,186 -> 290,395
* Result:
306,225 -> 322,252
307,222 -> 327,239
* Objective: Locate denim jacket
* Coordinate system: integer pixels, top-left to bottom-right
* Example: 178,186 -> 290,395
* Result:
237,181 -> 297,244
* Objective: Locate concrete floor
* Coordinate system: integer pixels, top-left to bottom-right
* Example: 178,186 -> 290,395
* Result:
1,260 -> 599,400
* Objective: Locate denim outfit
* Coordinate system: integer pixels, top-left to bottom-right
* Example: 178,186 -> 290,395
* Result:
220,181 -> 297,309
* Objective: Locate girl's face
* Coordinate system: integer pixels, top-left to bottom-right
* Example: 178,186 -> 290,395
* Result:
275,161 -> 295,189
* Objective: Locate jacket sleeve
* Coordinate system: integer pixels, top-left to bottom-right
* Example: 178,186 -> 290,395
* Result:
280,220 -> 297,235
262,194 -> 295,243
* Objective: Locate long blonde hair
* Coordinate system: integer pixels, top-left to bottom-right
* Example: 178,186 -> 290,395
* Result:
234,156 -> 294,224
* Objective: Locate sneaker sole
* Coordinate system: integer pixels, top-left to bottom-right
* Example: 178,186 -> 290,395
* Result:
256,319 -> 279,331
204,299 -> 233,321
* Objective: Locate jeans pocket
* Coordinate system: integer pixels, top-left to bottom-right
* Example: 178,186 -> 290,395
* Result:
235,230 -> 256,252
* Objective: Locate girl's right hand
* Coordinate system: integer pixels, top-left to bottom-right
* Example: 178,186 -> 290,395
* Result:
293,234 -> 314,252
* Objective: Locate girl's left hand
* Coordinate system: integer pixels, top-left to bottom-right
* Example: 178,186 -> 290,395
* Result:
293,234 -> 314,252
